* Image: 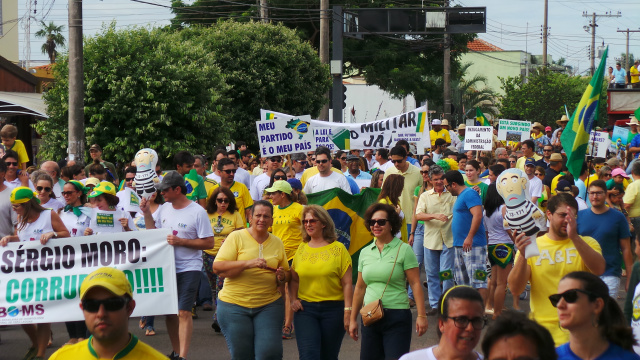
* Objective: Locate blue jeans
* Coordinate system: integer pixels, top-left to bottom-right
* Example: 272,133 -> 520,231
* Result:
359,308 -> 412,360
293,300 -> 345,360
424,243 -> 455,308
197,270 -> 212,306
408,223 -> 424,301
217,297 -> 285,360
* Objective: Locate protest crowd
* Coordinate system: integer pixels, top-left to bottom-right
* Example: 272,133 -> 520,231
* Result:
4,106 -> 640,360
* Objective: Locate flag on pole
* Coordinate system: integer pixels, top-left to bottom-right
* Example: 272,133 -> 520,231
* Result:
476,107 -> 491,126
561,47 -> 608,178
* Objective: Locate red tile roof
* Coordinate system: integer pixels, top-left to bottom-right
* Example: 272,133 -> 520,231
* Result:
467,39 -> 503,52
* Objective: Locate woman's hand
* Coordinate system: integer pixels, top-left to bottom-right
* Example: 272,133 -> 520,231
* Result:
119,218 -> 131,231
275,267 -> 286,283
245,258 -> 267,269
416,316 -> 428,336
40,232 -> 56,245
84,228 -> 94,236
349,318 -> 359,341
291,299 -> 304,312
0,236 -> 13,247
343,310 -> 351,331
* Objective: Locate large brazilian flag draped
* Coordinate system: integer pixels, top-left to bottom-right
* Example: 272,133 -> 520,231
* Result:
306,187 -> 380,281
561,47 -> 608,178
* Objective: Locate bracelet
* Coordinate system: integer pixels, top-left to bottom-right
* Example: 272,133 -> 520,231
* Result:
410,232 -> 415,235
417,314 -> 427,318
344,307 -> 352,311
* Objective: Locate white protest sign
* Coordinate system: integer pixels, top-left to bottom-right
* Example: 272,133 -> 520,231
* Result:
464,126 -> 494,151
0,229 -> 178,325
256,115 -> 316,157
497,119 -> 531,142
586,131 -> 610,159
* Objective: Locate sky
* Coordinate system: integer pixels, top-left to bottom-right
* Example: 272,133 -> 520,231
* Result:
14,0 -> 640,74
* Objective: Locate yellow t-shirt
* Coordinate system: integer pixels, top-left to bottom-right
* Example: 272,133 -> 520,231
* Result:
624,179 -> 640,218
300,166 -> 343,187
379,198 -> 408,243
207,181 -> 253,224
205,211 -> 245,256
516,153 -> 542,172
516,234 -> 602,345
203,178 -> 218,198
429,129 -> 451,147
215,229 -> 289,308
292,241 -> 351,302
49,335 -> 167,360
272,202 -> 304,260
4,139 -> 29,165
631,65 -> 640,84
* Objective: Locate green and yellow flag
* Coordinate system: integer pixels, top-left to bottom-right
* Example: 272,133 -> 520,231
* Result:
476,107 -> 491,126
416,111 -> 428,133
439,270 -> 453,282
561,47 -> 608,178
184,169 -> 201,201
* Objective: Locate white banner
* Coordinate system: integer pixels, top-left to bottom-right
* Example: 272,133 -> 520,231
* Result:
257,115 -> 316,157
497,119 -> 531,142
586,131 -> 610,159
464,126 -> 494,151
0,229 -> 178,325
260,107 -> 430,152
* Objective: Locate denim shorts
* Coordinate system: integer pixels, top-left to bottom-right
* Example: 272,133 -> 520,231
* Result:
176,270 -> 201,311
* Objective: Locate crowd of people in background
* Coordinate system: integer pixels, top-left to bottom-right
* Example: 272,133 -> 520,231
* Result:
3,112 -> 640,360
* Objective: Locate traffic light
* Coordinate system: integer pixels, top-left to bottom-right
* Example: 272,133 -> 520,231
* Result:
342,85 -> 347,109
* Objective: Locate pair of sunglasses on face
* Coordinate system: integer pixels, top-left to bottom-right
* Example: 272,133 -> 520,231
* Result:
548,289 -> 594,307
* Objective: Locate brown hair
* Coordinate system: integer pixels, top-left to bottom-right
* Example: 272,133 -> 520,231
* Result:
377,174 -> 404,207
0,124 -> 18,138
206,187 -> 238,214
17,198 -> 47,231
300,205 -> 337,243
364,203 -> 402,236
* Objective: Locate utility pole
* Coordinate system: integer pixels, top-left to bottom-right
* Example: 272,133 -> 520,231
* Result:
617,28 -> 640,72
583,11 -> 620,75
443,0 -> 451,122
260,0 -> 268,23
68,0 -> 84,163
542,0 -> 548,66
319,0 -> 330,120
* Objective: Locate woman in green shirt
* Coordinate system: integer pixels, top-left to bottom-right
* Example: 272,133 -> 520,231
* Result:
465,160 -> 488,204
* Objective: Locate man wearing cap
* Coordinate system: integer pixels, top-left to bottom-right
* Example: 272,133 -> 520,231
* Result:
84,144 -> 118,183
613,62 -> 627,89
551,116 -> 569,144
578,180 -> 633,296
432,138 -> 447,162
141,171 -> 215,360
544,153 -> 564,189
430,119 -> 451,148
515,140 -> 541,172
524,158 -> 542,204
49,267 -> 167,360
531,122 -> 550,156
455,124 -> 466,153
345,154 -> 372,182
207,158 -> 253,224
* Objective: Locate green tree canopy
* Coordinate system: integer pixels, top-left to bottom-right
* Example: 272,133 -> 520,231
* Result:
35,21 -> 66,64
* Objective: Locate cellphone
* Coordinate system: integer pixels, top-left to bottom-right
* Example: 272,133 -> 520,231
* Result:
16,169 -> 20,175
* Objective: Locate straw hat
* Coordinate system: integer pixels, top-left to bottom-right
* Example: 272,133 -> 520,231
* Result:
441,119 -> 450,126
457,124 -> 466,131
628,117 -> 639,126
556,115 -> 569,125
532,122 -> 544,131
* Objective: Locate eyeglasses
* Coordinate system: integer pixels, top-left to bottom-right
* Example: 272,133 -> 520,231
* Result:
310,157 -> 316,161
391,159 -> 404,164
549,289 -> 594,307
5,161 -> 18,167
534,172 -> 542,176
125,177 -> 135,182
602,173 -> 612,177
61,191 -> 77,196
588,191 -> 605,197
302,219 -> 318,225
444,316 -> 486,330
216,198 -> 230,204
420,170 -> 429,175
368,219 -> 388,227
269,158 -> 282,162
36,186 -> 52,192
509,161 -> 516,164
316,159 -> 329,164
273,175 -> 287,180
297,161 -> 308,165
340,157 -> 347,160
222,169 -> 237,174
82,297 -> 128,312
543,149 -> 552,152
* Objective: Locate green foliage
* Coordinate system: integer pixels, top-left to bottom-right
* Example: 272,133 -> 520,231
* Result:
35,21 -> 66,63
498,68 -> 608,128
38,25 -> 229,166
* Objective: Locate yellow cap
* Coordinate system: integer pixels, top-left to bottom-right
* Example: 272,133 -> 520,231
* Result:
80,267 -> 133,299
10,186 -> 37,204
87,182 -> 116,198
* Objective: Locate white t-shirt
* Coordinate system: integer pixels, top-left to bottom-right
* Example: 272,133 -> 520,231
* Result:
53,178 -> 65,198
303,171 -> 352,194
378,161 -> 394,172
632,279 -> 640,354
89,207 -> 136,234
484,205 -> 512,245
235,167 -> 251,190
60,210 -> 91,237
41,198 -> 65,212
528,175 -> 543,200
250,173 -> 271,201
576,196 -> 588,211
154,201 -> 214,273
4,177 -> 35,191
400,346 -> 482,360
17,209 -> 54,242
206,172 -> 222,183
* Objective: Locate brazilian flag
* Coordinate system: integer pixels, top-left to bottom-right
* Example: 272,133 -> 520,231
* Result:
330,128 -> 351,150
474,269 -> 488,282
439,270 -> 453,282
184,169 -> 200,201
476,107 -> 491,126
307,187 -> 380,282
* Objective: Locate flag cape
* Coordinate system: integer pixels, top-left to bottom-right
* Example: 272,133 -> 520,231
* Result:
476,107 -> 490,126
561,47 -> 608,178
184,169 -> 201,201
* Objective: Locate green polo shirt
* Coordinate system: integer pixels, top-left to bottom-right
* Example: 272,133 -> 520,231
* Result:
358,237 -> 418,309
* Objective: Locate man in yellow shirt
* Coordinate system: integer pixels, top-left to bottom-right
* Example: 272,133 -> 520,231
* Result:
49,267 -> 167,360
508,193 -> 605,345
515,139 -> 542,171
624,161 -> 640,249
429,119 -> 451,148
631,60 -> 640,88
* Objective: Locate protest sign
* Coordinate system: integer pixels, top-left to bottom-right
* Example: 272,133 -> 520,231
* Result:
464,126 -> 493,151
497,119 -> 531,142
260,107 -> 430,152
0,229 -> 178,325
586,131 -> 610,159
612,126 -> 630,146
256,115 -> 316,157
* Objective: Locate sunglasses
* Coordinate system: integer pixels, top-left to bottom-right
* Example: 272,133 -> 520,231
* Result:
222,169 -> 237,174
269,158 -> 282,162
82,297 -> 128,313
216,198 -> 230,204
509,160 -> 516,163
36,186 -> 52,192
316,159 -> 329,164
420,170 -> 429,175
391,159 -> 404,164
297,160 -> 308,165
61,191 -> 77,196
5,161 -> 18,167
340,157 -> 347,160
125,177 -> 135,182
302,219 -> 318,225
534,173 -> 542,176
368,219 -> 388,227
445,316 -> 486,330
602,173 -> 612,177
549,289 -> 594,307
273,175 -> 287,180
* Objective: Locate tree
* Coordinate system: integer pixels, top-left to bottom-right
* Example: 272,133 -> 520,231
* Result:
498,68 -> 608,128
35,21 -> 66,63
38,25 -> 230,166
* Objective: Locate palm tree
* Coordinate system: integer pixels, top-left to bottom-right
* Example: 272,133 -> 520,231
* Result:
35,21 -> 66,64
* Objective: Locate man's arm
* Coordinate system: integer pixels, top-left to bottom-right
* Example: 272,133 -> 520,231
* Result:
621,237 -> 633,290
173,235 -> 215,250
462,205 -> 483,251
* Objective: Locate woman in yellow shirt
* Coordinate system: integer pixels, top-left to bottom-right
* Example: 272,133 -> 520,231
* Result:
212,201 -> 290,359
205,187 -> 245,332
290,205 -> 353,360
266,180 -> 304,339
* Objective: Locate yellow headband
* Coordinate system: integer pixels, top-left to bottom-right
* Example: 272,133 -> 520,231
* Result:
440,285 -> 474,315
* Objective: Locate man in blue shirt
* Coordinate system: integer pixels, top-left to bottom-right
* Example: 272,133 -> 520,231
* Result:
443,170 -> 488,301
613,62 -> 627,89
577,180 -> 633,296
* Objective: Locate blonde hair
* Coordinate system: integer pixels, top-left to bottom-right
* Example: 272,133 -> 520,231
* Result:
300,205 -> 338,243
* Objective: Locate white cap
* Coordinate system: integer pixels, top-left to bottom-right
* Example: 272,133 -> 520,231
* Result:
432,119 -> 442,125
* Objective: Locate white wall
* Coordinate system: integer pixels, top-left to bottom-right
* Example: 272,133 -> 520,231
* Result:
0,0 -> 19,63
329,83 -> 416,123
